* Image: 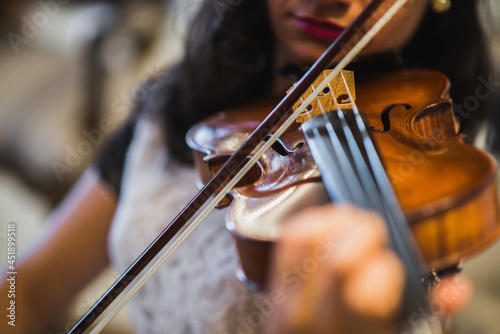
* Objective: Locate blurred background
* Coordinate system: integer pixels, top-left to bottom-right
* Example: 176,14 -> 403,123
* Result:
0,0 -> 499,333
0,0 -> 198,332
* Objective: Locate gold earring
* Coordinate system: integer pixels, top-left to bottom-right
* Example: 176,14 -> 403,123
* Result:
432,0 -> 451,13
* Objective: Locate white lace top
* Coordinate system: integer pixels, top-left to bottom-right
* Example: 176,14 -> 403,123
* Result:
107,116 -> 268,334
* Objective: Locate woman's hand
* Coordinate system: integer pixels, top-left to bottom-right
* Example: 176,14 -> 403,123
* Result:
266,205 -> 471,334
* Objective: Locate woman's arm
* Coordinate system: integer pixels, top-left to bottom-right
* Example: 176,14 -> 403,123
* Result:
0,168 -> 117,333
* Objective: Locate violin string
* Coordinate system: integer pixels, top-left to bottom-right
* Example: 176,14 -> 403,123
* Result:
317,73 -> 383,206
314,81 -> 408,252
315,75 -> 372,206
312,84 -> 361,203
299,94 -> 309,121
304,70 -> 442,332
326,74 -> 380,206
312,74 -> 410,253
331,73 -> 442,332
337,73 -> 429,283
313,74 -> 414,245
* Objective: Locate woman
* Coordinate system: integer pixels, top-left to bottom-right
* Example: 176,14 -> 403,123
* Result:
0,0 -> 491,333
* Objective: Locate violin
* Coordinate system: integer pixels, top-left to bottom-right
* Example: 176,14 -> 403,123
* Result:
66,0 -> 500,332
187,68 -> 500,291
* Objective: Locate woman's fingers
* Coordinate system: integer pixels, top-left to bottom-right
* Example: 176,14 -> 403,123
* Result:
268,204 -> 405,334
343,249 -> 405,319
430,275 -> 472,316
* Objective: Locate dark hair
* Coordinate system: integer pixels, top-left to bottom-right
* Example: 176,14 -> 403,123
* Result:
147,0 -> 491,163
147,0 -> 273,162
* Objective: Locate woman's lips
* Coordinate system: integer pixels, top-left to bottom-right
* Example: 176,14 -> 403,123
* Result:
295,15 -> 345,41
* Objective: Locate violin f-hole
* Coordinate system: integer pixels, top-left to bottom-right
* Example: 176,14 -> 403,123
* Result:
378,103 -> 412,132
264,135 -> 304,156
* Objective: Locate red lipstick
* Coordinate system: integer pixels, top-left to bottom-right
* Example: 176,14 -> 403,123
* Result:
296,15 -> 345,41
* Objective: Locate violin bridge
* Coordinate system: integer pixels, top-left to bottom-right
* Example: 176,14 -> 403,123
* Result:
288,70 -> 356,124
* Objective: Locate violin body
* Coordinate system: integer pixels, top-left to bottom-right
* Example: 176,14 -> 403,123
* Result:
187,68 -> 500,290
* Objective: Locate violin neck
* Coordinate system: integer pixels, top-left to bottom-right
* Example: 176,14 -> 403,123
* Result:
302,109 -> 443,334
